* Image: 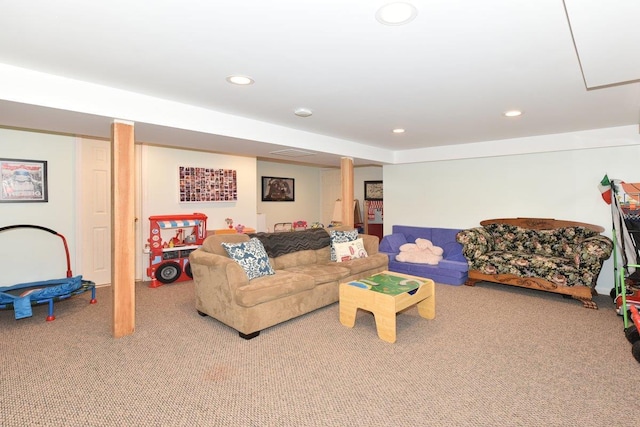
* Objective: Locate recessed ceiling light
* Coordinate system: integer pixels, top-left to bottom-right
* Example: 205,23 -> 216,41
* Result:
226,75 -> 254,85
392,128 -> 405,134
294,108 -> 313,117
503,110 -> 523,117
376,2 -> 418,26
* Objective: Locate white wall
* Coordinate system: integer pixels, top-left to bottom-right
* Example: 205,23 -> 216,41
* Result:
256,161 -> 322,230
384,130 -> 640,294
0,129 -> 77,287
141,145 -> 257,229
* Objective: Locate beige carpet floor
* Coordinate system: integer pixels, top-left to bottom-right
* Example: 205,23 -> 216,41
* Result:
1,279 -> 638,427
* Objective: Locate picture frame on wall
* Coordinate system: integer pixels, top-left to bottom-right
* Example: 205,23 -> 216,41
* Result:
0,158 -> 48,203
261,176 -> 295,202
178,166 -> 238,202
364,180 -> 383,201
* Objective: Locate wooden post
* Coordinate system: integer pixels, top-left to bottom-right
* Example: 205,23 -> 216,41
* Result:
111,120 -> 136,338
341,157 -> 354,227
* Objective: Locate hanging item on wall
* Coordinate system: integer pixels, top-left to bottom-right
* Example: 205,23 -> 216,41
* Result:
179,166 -> 237,202
367,200 -> 384,220
364,180 -> 383,201
261,176 -> 295,201
0,158 -> 48,203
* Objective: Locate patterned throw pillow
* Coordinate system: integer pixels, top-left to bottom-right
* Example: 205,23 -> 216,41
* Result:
333,238 -> 368,262
222,237 -> 275,280
329,229 -> 359,262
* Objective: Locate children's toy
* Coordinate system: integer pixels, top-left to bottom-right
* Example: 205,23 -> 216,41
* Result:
147,213 -> 208,288
606,178 -> 640,328
395,238 -> 444,265
0,224 -> 96,321
625,305 -> 640,363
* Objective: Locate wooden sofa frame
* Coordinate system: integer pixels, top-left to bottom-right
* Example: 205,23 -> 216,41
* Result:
465,217 -> 605,309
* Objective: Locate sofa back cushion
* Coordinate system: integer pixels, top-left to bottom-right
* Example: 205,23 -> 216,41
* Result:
533,227 -> 599,258
272,249 -> 318,269
484,224 -> 599,258
379,233 -> 408,253
485,224 -> 530,253
202,234 -> 250,256
390,225 -> 463,258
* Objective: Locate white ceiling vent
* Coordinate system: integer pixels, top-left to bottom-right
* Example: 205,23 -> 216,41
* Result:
269,149 -> 316,158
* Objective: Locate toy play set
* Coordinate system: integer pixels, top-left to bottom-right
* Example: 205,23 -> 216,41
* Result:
146,213 -> 208,288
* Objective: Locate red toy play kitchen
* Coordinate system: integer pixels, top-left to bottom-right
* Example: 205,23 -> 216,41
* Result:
147,213 -> 208,288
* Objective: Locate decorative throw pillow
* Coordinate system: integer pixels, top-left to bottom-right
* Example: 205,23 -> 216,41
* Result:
333,238 -> 368,262
222,237 -> 275,280
329,229 -> 359,262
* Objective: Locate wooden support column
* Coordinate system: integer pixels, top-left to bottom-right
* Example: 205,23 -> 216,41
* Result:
111,120 -> 136,338
341,157 -> 354,227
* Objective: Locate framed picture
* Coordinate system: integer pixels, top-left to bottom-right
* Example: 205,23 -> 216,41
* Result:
364,180 -> 383,201
261,176 -> 295,202
179,166 -> 237,202
0,158 -> 48,203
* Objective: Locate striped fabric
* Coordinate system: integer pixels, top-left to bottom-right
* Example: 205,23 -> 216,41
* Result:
157,220 -> 201,228
248,228 -> 331,258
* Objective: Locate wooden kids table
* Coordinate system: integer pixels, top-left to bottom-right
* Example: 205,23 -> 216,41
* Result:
339,271 -> 435,343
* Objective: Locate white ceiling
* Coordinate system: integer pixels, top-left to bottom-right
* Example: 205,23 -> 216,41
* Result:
0,0 -> 638,167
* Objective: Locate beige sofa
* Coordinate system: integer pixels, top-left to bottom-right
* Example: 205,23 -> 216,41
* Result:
189,228 -> 388,339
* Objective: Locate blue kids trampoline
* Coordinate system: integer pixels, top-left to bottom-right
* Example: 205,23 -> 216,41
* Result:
0,224 -> 96,321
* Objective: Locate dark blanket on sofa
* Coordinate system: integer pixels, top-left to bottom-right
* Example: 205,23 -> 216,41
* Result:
249,228 -> 331,258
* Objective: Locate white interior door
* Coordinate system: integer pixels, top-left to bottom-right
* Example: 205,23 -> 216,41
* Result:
80,138 -> 112,285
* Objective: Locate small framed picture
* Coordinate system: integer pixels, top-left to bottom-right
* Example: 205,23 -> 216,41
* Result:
0,158 -> 48,203
261,176 -> 295,202
364,180 -> 383,201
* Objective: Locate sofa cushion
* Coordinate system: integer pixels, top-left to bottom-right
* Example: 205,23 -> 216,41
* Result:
222,237 -> 275,280
284,264 -> 350,285
234,271 -> 315,307
333,238 -> 368,262
335,253 -> 390,277
329,229 -> 358,261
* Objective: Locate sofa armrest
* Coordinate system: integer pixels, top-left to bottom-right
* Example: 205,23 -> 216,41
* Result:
379,233 -> 408,253
189,249 -> 250,296
455,227 -> 494,262
575,235 -> 613,270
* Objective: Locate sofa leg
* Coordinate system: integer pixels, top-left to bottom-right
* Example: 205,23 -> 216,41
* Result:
239,331 -> 260,340
465,278 -> 479,287
573,296 -> 598,310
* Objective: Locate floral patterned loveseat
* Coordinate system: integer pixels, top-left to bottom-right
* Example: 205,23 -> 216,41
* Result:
455,218 -> 613,309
